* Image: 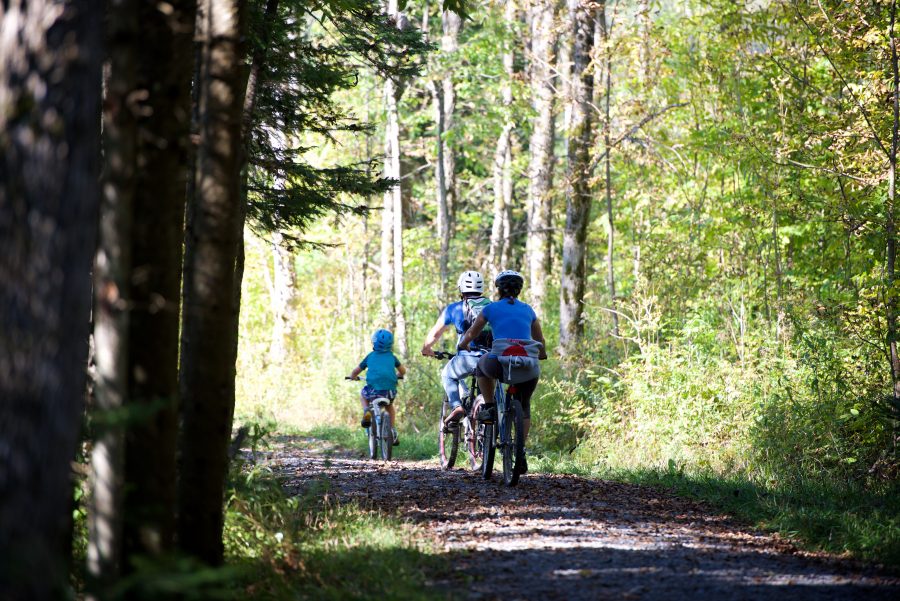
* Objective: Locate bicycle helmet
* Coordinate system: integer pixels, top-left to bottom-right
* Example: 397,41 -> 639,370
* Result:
494,270 -> 524,299
457,270 -> 485,294
372,329 -> 394,352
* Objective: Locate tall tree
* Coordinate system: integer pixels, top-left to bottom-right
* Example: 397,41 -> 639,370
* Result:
526,0 -> 558,308
123,0 -> 196,566
559,0 -> 597,356
88,0 -> 137,593
0,1 -> 103,598
177,0 -> 245,566
489,0 -> 517,275
441,8 -> 462,223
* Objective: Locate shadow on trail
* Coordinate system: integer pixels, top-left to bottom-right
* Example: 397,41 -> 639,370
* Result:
271,438 -> 900,600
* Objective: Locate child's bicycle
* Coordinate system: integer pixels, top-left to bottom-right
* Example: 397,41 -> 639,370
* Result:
431,351 -> 487,471
346,377 -> 401,461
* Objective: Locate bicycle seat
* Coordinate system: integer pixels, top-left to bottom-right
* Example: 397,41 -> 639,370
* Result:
373,397 -> 392,407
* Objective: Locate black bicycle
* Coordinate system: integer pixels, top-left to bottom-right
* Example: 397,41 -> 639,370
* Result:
431,351 -> 487,471
479,379 -> 525,486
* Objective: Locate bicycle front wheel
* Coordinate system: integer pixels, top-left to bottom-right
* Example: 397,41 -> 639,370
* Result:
438,398 -> 459,470
502,398 -> 525,487
380,413 -> 393,461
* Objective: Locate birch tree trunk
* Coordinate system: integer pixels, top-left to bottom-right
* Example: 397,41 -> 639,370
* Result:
0,1 -> 103,597
269,232 -> 297,363
489,0 -> 517,275
442,9 -> 462,223
177,0 -> 244,566
88,0 -> 137,593
527,0 -> 558,309
559,0 -> 597,356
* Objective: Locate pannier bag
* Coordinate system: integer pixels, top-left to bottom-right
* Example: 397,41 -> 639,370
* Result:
491,338 -> 542,384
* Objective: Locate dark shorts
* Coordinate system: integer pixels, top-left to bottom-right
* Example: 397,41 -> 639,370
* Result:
361,386 -> 395,402
475,354 -> 537,419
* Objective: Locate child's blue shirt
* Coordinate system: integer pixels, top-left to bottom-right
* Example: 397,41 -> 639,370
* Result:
359,351 -> 401,391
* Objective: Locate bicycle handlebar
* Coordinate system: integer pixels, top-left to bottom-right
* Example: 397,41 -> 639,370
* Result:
430,350 -> 456,360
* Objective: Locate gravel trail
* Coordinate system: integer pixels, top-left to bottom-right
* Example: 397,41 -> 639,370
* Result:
273,438 -> 899,600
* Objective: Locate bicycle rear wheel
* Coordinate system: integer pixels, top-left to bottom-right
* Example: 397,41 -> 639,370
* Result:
438,398 -> 459,470
481,422 -> 495,479
502,398 -> 525,486
367,424 -> 377,459
380,413 -> 393,461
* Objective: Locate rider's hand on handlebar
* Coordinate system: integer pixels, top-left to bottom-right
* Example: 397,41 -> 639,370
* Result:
345,375 -> 360,381
421,345 -> 435,357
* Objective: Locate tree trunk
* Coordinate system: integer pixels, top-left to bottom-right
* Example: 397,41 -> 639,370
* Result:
559,0 -> 597,357
432,81 -> 451,297
177,0 -> 245,566
888,0 -> 900,399
442,9 -> 461,224
0,1 -> 103,598
489,0 -> 517,275
87,0 -> 137,594
269,232 -> 297,363
527,0 -> 558,309
122,0 -> 196,569
599,7 -> 619,337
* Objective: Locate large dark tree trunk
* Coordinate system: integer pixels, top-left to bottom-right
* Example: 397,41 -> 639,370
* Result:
559,0 -> 597,357
122,0 -> 197,567
0,1 -> 103,598
526,0 -> 557,309
177,0 -> 245,566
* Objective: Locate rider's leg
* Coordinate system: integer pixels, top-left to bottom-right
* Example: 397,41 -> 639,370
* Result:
516,378 -> 538,442
442,354 -> 479,421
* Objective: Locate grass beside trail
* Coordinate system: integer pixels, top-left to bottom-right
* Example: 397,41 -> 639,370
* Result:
532,452 -> 900,569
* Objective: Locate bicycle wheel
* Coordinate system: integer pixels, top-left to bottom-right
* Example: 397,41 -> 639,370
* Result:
481,422 -> 495,480
463,417 -> 478,470
438,398 -> 459,470
502,398 -> 525,486
367,423 -> 377,460
380,412 -> 393,461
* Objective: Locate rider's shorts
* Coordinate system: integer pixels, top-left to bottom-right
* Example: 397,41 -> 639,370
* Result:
361,385 -> 395,402
474,355 -> 537,418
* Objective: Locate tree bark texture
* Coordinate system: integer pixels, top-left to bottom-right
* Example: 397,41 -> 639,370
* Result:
0,1 -> 103,598
177,0 -> 245,567
87,0 -> 138,593
441,9 -> 461,223
123,0 -> 196,565
527,0 -> 558,309
559,0 -> 597,356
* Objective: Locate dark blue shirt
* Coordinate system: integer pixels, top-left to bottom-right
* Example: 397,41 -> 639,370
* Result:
481,299 -> 537,340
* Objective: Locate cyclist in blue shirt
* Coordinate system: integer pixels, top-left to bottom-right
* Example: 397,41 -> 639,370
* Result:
457,270 -> 548,473
348,329 -> 406,445
421,271 -> 492,424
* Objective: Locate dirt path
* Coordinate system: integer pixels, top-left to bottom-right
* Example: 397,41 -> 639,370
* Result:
272,439 -> 898,600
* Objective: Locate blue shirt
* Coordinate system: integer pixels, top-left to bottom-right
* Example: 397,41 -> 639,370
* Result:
359,351 -> 401,391
481,299 -> 537,340
442,299 -> 490,350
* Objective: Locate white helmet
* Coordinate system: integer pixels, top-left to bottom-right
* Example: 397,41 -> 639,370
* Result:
456,270 -> 484,294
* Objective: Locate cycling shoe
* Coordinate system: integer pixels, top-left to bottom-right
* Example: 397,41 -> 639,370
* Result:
476,404 -> 496,423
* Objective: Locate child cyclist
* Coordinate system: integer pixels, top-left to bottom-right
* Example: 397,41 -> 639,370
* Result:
348,329 -> 406,446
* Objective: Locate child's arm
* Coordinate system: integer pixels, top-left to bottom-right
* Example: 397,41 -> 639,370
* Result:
396,364 -> 407,378
348,365 -> 363,380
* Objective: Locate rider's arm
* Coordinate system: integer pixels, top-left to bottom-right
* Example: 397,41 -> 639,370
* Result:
396,364 -> 407,378
421,312 -> 450,356
348,365 -> 364,380
531,319 -> 549,360
457,314 -> 487,351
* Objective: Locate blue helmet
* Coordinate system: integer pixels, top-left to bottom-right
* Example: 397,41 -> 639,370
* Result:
371,329 -> 394,352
